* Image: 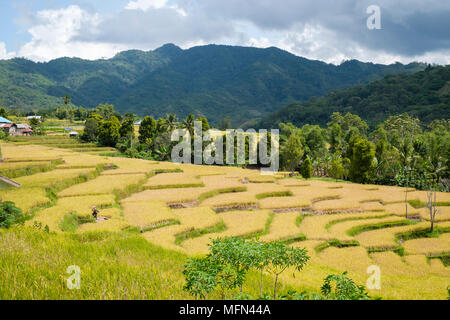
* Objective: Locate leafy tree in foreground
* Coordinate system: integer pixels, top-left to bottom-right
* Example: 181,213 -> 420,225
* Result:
183,257 -> 218,299
208,237 -> 252,295
320,272 -> 371,300
265,242 -> 309,299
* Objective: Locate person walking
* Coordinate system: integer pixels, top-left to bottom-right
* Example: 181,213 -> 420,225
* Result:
92,206 -> 99,220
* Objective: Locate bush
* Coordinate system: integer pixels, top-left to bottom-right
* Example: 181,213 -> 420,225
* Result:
300,158 -> 312,179
0,201 -> 23,229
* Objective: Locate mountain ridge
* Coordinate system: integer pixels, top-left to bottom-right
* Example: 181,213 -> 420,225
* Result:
0,43 -> 426,125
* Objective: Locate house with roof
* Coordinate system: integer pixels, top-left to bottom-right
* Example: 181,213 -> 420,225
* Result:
0,116 -> 12,125
0,116 -> 33,136
15,124 -> 33,136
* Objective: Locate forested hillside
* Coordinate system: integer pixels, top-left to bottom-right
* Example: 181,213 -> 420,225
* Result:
255,65 -> 450,129
0,44 -> 424,125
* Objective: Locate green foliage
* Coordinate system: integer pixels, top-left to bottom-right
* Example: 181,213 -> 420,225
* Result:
329,158 -> 345,181
98,116 -> 120,147
183,237 -> 309,300
81,113 -> 103,142
119,118 -> 135,139
59,212 -> 80,232
28,117 -> 41,132
0,45 -> 426,125
138,116 -> 157,144
280,134 -> 304,171
258,65 -> 447,129
320,272 -> 371,300
0,201 -> 23,229
349,138 -> 376,183
0,107 -> 8,118
300,157 -> 312,179
183,257 -> 220,299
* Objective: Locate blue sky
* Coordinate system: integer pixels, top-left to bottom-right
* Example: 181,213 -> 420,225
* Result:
1,0 -> 449,65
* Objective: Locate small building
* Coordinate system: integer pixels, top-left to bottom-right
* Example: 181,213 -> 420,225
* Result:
15,124 -> 33,136
0,116 -> 12,124
0,123 -> 17,135
27,115 -> 42,121
69,131 -> 79,137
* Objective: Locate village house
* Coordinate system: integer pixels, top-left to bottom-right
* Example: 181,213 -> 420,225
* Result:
0,117 -> 33,136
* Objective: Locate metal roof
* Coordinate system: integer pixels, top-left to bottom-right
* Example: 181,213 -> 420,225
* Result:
0,117 -> 12,124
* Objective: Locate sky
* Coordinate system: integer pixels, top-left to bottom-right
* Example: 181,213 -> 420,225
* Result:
0,0 -> 449,65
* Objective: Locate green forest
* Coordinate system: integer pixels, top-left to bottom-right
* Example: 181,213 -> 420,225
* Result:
0,44 -> 425,126
256,65 -> 450,129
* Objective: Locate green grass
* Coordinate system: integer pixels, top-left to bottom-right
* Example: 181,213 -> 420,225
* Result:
198,187 -> 247,203
408,200 -> 450,208
367,246 -> 406,257
243,212 -> 275,240
174,221 -> 227,245
59,212 -> 96,233
395,227 -> 450,242
0,226 -> 296,299
346,220 -> 415,237
427,253 -> 450,267
59,213 -> 80,232
255,191 -> 293,200
280,234 -> 307,245
141,220 -> 181,233
145,183 -> 205,190
0,159 -> 64,179
325,214 -> 392,230
315,239 -> 360,253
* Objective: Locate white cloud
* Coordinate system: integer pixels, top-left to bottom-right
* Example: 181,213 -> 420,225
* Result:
126,0 -> 169,11
17,5 -> 128,62
125,0 -> 186,16
0,42 -> 16,60
8,1 -> 450,65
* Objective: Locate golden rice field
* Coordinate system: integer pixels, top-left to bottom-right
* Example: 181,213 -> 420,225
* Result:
0,141 -> 449,300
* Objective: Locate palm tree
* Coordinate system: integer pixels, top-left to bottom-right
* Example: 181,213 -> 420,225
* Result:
154,145 -> 170,161
165,113 -> 178,132
181,114 -> 195,136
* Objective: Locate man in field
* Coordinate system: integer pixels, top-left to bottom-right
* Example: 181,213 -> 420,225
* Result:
92,206 -> 99,220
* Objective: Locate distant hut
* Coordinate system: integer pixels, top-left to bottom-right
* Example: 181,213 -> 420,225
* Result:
15,124 -> 33,136
69,131 -> 79,137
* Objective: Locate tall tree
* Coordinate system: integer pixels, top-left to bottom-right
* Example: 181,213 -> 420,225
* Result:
349,138 -> 376,183
98,116 -> 121,147
281,134 -> 304,172
139,116 -> 157,144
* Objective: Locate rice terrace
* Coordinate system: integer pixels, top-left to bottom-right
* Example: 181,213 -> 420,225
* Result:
0,0 -> 450,307
0,134 -> 448,300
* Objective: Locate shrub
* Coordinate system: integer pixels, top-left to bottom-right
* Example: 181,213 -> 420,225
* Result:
0,201 -> 23,229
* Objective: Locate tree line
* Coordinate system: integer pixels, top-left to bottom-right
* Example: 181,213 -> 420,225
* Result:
279,112 -> 449,191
